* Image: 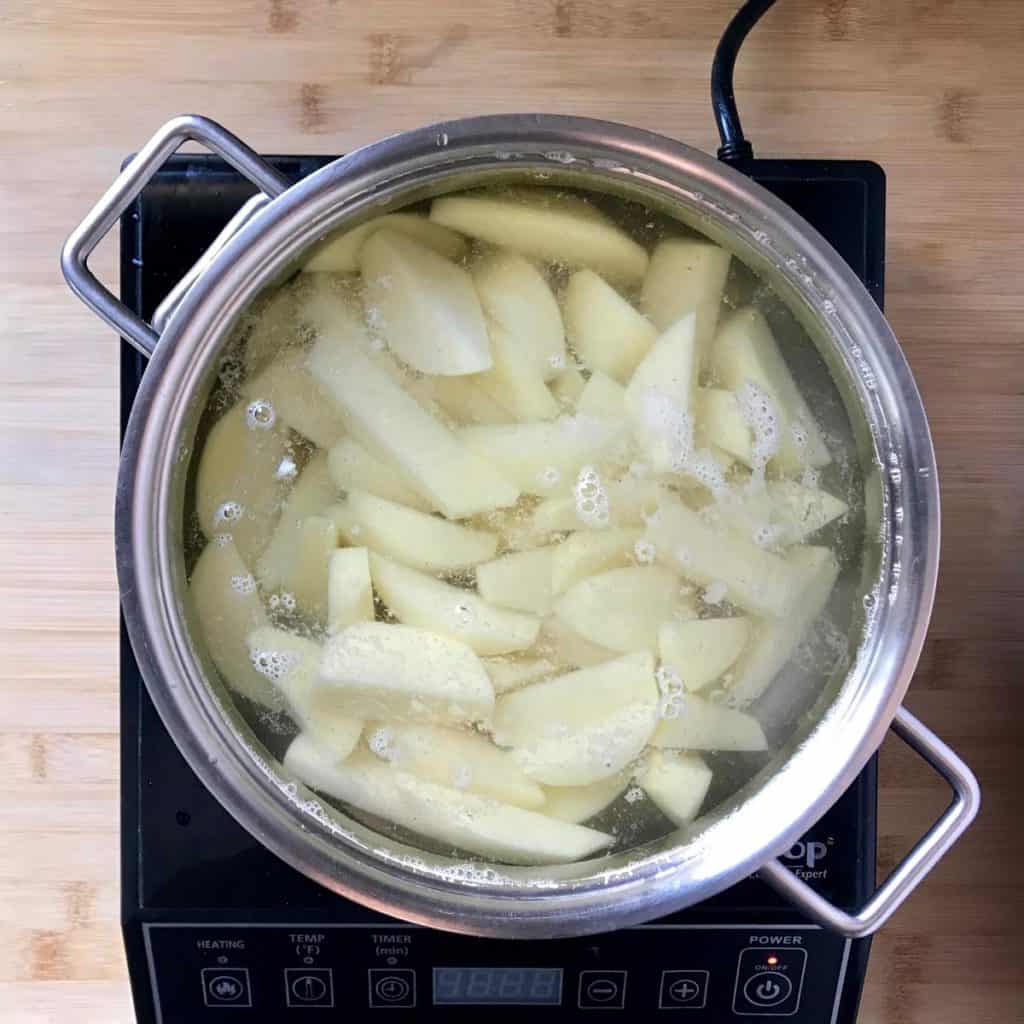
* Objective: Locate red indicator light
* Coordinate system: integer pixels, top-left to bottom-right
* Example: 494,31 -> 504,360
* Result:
767,956 -> 779,966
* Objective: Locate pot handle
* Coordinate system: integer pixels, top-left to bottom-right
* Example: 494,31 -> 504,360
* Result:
60,115 -> 291,358
759,706 -> 980,938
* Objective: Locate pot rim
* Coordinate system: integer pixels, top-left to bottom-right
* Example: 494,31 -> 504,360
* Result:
116,113 -> 939,937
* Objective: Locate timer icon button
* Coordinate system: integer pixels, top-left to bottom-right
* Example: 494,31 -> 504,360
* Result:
369,968 -> 417,1008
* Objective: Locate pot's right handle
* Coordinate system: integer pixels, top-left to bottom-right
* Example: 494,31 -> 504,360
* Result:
759,707 -> 980,938
61,115 -> 291,358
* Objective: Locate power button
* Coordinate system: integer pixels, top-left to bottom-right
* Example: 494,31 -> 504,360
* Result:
732,948 -> 806,1016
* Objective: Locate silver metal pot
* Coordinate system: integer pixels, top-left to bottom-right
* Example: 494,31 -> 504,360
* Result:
62,114 -> 979,939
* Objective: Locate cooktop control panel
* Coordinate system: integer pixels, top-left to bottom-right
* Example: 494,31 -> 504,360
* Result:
143,923 -> 851,1021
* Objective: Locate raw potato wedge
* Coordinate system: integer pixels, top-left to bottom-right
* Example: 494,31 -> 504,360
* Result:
694,387 -> 752,464
246,626 -> 362,759
474,320 -> 561,422
550,527 -> 642,595
493,652 -> 659,786
326,437 -> 433,513
327,548 -> 375,635
369,554 -> 540,656
710,307 -> 830,470
641,239 -> 731,362
563,269 -> 658,382
532,480 -> 661,534
483,657 -> 559,694
542,773 -> 629,824
472,252 -> 567,379
241,279 -> 304,376
310,330 -> 519,518
329,490 -> 498,572
636,751 -> 712,826
431,374 -> 514,425
360,230 -> 492,375
366,721 -> 545,809
303,213 -> 466,273
718,480 -> 849,547
189,538 -> 275,707
652,694 -> 767,751
644,494 -> 803,618
431,188 -> 649,284
312,622 -> 494,726
476,546 -> 555,616
658,617 -> 751,692
540,616 -> 620,669
284,737 -> 613,864
287,515 -> 337,619
554,565 -> 688,653
550,365 -> 587,405
195,400 -> 290,564
726,546 -> 840,708
577,371 -> 627,418
244,349 -> 345,449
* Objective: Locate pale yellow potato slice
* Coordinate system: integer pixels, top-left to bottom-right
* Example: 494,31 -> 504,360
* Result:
327,548 -> 375,635
195,400 -> 290,565
244,348 -> 345,449
245,626 -> 362,759
709,306 -> 830,470
549,364 -> 587,405
431,188 -> 649,284
284,737 -> 613,864
310,329 -> 519,518
189,538 -> 275,707
718,480 -> 849,547
329,490 -> 497,572
644,494 -> 802,618
658,617 -> 751,692
540,616 -> 619,669
474,319 -> 561,422
482,657 -> 560,695
472,252 -> 567,379
360,230 -> 492,375
303,213 -> 466,273
694,387 -> 752,464
532,479 -> 662,534
577,371 -> 627,418
652,694 -> 767,751
641,239 -> 731,363
493,652 -> 659,786
241,279 -> 305,376
563,269 -> 658,382
326,437 -> 433,512
476,546 -> 555,616
431,374 -> 514,425
458,415 -> 625,497
554,565 -> 687,654
312,621 -> 494,727
541,773 -> 629,824
726,546 -> 840,708
369,554 -> 540,656
636,751 -> 712,826
288,515 -> 337,619
366,721 -> 545,809
550,528 -> 642,595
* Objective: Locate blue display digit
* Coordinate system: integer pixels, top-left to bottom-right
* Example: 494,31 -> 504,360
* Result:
466,969 -> 493,999
531,971 -> 558,1001
434,967 -> 562,1004
435,969 -> 463,1002
499,969 -> 525,1000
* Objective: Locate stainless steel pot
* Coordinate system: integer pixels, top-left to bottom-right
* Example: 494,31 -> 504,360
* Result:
62,114 -> 979,939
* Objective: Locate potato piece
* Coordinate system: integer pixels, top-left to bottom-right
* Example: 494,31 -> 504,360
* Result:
550,364 -> 587,405
288,515 -> 337,619
472,252 -> 567,379
310,330 -> 519,518
542,773 -> 629,824
366,721 -> 544,809
652,693 -> 767,751
727,546 -> 840,707
474,320 -> 561,422
369,554 -> 540,656
636,751 -> 712,826
577,371 -> 627,418
195,400 -> 290,565
326,437 -> 432,512
327,548 -> 374,634
695,387 -> 752,464
493,652 -> 659,786
554,566 -> 688,654
312,621 -> 494,726
476,546 -> 554,615
189,538 -> 275,707
532,479 -> 661,534
359,230 -> 491,375
303,213 -> 466,273
551,528 -> 642,595
718,480 -> 849,547
241,279 -> 304,376
458,415 -> 625,497
563,269 -> 658,382
644,494 -> 802,618
641,239 -> 731,363
246,626 -> 362,758
431,375 -> 514,425
244,349 -> 345,449
329,490 -> 497,572
483,657 -> 559,694
658,617 -> 751,692
709,307 -> 830,470
431,188 -> 649,284
284,737 -> 613,864
540,616 -> 619,669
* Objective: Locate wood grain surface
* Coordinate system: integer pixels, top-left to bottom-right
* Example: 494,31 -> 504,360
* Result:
1,1 -> 1021,1020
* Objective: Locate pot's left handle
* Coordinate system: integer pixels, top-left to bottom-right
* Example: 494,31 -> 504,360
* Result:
61,115 -> 291,358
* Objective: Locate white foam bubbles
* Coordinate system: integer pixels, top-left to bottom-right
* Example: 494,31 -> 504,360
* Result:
249,646 -> 299,684
214,500 -> 243,526
574,465 -> 610,528
246,398 -> 276,430
230,573 -> 257,596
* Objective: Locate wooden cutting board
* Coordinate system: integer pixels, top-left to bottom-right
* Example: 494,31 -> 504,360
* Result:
1,1 -> 1021,1020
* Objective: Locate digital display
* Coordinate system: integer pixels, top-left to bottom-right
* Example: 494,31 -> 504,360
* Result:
433,967 -> 563,1005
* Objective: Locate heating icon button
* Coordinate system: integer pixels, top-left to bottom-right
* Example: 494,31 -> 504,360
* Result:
732,948 -> 806,1016
201,967 -> 252,1008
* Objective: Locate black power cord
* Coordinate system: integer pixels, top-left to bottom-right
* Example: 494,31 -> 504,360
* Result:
711,0 -> 778,164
